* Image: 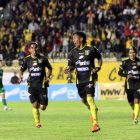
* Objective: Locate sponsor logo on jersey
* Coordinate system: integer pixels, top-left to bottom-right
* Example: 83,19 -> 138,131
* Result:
132,66 -> 137,69
137,62 -> 140,66
79,55 -> 84,59
85,50 -> 89,55
38,59 -> 42,63
30,67 -> 42,72
77,67 -> 89,71
76,60 -> 90,66
31,73 -> 41,76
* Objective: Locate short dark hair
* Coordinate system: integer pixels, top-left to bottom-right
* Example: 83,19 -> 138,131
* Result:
129,46 -> 137,53
73,32 -> 87,44
29,42 -> 38,48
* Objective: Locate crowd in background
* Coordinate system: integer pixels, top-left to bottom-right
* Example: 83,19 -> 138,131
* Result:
0,0 -> 140,66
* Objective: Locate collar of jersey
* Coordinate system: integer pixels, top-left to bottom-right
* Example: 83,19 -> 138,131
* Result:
31,55 -> 37,59
129,57 -> 137,61
76,44 -> 87,50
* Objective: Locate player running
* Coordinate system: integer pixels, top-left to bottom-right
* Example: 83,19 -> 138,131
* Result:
19,42 -> 52,128
118,46 -> 140,124
64,32 -> 102,132
0,60 -> 12,111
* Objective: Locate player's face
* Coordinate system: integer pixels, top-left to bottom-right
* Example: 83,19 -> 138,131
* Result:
129,49 -> 137,60
73,34 -> 82,48
29,44 -> 38,56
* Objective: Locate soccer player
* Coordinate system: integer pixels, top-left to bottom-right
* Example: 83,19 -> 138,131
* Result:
118,46 -> 140,124
64,32 -> 102,132
19,42 -> 52,128
0,60 -> 11,111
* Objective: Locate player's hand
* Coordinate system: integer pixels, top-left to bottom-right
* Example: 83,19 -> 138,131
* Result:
64,67 -> 70,74
127,74 -> 133,79
18,77 -> 23,83
92,67 -> 101,73
45,77 -> 50,83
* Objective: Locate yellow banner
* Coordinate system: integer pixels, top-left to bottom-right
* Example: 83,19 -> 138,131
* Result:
99,83 -> 127,100
48,62 -> 125,84
98,61 -> 125,83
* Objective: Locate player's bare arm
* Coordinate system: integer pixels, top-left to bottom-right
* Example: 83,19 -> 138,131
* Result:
45,68 -> 52,82
18,70 -> 23,83
64,66 -> 75,74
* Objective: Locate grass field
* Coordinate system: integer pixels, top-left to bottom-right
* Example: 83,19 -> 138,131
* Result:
0,100 -> 140,140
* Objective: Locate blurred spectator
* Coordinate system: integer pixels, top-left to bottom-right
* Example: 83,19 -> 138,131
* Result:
10,72 -> 19,84
28,19 -> 40,39
79,11 -> 87,31
86,10 -> 95,31
106,41 -> 112,58
98,41 -> 106,58
0,45 -> 6,60
51,32 -> 62,58
114,39 -> 122,61
132,33 -> 140,56
0,0 -> 139,62
62,33 -> 69,58
68,37 -> 74,55
23,28 -> 32,42
125,37 -> 132,54
5,47 -> 14,66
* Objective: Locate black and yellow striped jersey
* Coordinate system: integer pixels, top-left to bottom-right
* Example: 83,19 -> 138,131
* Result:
118,57 -> 140,89
68,45 -> 101,85
20,54 -> 52,88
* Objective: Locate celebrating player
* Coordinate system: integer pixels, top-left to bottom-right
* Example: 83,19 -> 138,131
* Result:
64,32 -> 102,132
118,46 -> 140,124
19,42 -> 52,128
0,60 -> 12,111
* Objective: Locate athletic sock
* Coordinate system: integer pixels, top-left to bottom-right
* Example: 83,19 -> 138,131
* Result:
87,97 -> 98,125
2,98 -> 7,107
33,108 -> 40,126
134,104 -> 139,119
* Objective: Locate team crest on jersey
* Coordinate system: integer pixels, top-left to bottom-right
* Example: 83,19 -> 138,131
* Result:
38,59 -> 42,63
85,50 -> 89,55
137,62 -> 140,66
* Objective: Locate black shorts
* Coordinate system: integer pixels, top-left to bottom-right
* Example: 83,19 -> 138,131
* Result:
76,81 -> 95,98
126,89 -> 140,103
28,87 -> 48,106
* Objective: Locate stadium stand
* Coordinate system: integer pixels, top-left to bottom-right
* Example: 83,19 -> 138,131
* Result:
0,0 -> 140,67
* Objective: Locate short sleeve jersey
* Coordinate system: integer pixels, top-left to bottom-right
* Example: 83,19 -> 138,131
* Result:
118,57 -> 140,89
68,45 -> 101,85
20,54 -> 52,88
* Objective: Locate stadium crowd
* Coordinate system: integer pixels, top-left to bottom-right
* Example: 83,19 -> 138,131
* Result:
0,0 -> 140,66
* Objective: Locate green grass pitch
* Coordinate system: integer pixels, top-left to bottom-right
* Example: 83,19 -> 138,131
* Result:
0,100 -> 140,140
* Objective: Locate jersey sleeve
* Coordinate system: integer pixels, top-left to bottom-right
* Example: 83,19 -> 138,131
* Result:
68,50 -> 75,68
118,61 -> 127,77
92,46 -> 102,59
44,57 -> 52,70
20,57 -> 27,72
